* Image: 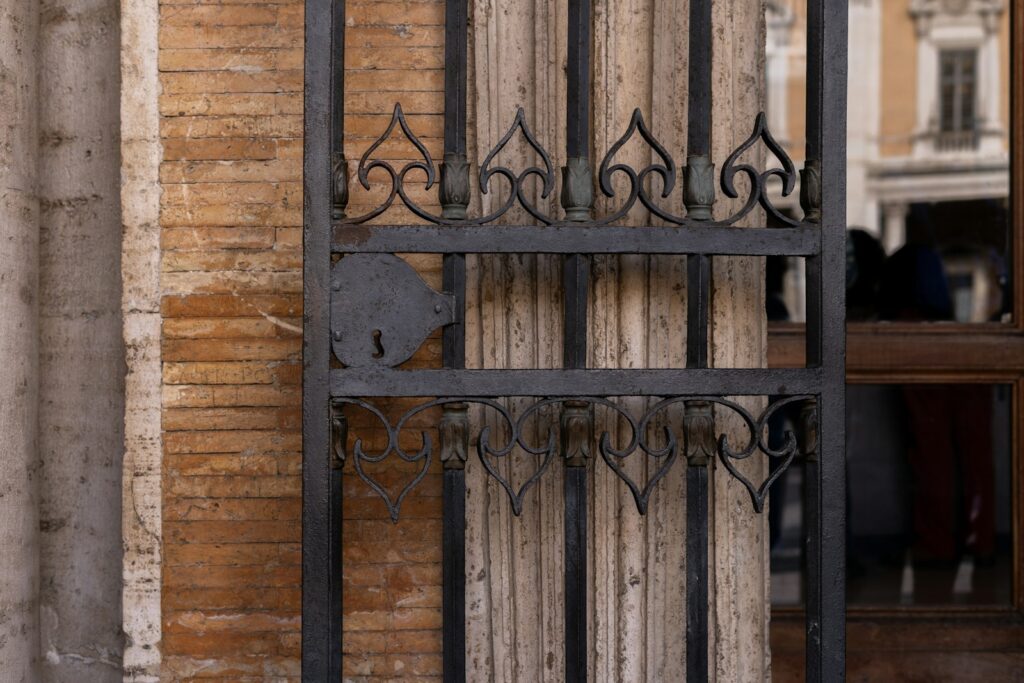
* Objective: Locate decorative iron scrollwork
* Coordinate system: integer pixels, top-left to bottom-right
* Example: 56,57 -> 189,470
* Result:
479,107 -> 558,225
715,395 -> 806,512
596,108 -> 677,224
336,104 -> 801,227
336,395 -> 813,521
720,112 -> 799,226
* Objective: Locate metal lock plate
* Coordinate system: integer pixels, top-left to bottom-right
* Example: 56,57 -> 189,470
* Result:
330,253 -> 456,368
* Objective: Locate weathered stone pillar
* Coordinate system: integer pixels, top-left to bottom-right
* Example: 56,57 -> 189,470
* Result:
0,0 -> 42,680
465,0 -> 771,679
120,0 -> 163,680
37,0 -> 125,678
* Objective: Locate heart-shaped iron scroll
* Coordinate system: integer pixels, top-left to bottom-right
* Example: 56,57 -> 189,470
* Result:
596,397 -> 680,515
337,398 -> 433,523
714,396 -> 807,513
476,399 -> 559,516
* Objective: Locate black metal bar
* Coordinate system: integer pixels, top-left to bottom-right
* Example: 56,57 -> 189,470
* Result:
329,367 -> 822,398
683,397 -> 713,683
443,0 -> 468,156
333,225 -> 821,256
684,0 -> 713,655
442,468 -> 466,682
330,0 -> 348,220
302,0 -> 334,679
563,0 -> 591,678
805,0 -> 847,680
566,0 -> 590,160
441,0 -> 469,678
799,399 -> 820,683
564,465 -> 588,683
686,0 -> 712,159
686,254 -> 710,369
685,464 -> 708,682
328,408 -> 346,682
563,255 -> 590,368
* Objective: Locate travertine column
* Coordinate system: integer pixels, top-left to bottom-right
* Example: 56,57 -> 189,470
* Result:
0,0 -> 42,680
120,0 -> 163,680
37,0 -> 125,678
465,1 -> 568,679
465,0 -> 770,680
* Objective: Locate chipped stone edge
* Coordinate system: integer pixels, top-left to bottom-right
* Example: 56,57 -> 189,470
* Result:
120,0 -> 162,680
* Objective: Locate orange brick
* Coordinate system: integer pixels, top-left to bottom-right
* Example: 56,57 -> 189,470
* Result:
166,475 -> 301,500
160,0 -> 446,675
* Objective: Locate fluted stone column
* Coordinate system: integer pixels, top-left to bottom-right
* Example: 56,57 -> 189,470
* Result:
37,0 -> 125,678
0,0 -> 42,680
464,0 -> 771,679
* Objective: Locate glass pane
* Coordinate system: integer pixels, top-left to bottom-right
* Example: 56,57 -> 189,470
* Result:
766,1 -> 1012,322
770,383 -> 1013,607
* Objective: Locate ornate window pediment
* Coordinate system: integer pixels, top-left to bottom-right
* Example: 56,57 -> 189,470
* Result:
910,0 -> 1003,35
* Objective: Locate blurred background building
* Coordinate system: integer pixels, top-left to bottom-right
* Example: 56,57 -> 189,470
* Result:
765,2 -> 1021,678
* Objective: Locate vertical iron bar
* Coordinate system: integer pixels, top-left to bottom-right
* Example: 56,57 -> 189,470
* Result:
685,465 -> 709,682
563,1 -> 592,681
330,0 -> 348,220
685,254 -> 710,369
566,0 -> 590,161
443,0 -> 467,157
303,0 -> 335,679
683,399 -> 712,683
564,464 -> 588,683
442,466 -> 466,683
686,0 -> 712,161
683,400 -> 714,683
441,0 -> 469,680
329,408 -> 347,681
683,0 -> 713,681
561,401 -> 592,680
441,0 -> 470,680
804,0 -> 847,680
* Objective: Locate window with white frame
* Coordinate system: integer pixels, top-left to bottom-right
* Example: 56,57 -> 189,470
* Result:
909,0 -> 1004,156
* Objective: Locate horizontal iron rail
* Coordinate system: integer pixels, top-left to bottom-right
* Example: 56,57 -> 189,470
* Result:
330,367 -> 822,398
332,224 -> 819,255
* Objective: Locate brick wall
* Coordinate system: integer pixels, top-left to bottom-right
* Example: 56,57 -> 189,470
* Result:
159,1 -> 445,679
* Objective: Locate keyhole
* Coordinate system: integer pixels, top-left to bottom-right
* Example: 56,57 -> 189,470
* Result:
371,329 -> 385,359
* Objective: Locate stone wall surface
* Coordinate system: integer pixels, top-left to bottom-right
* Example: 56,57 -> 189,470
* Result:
38,1 -> 126,678
0,1 -> 126,680
0,1 -> 42,680
122,0 -> 163,680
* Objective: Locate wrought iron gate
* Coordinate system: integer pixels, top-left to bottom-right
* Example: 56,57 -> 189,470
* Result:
302,0 -> 847,680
